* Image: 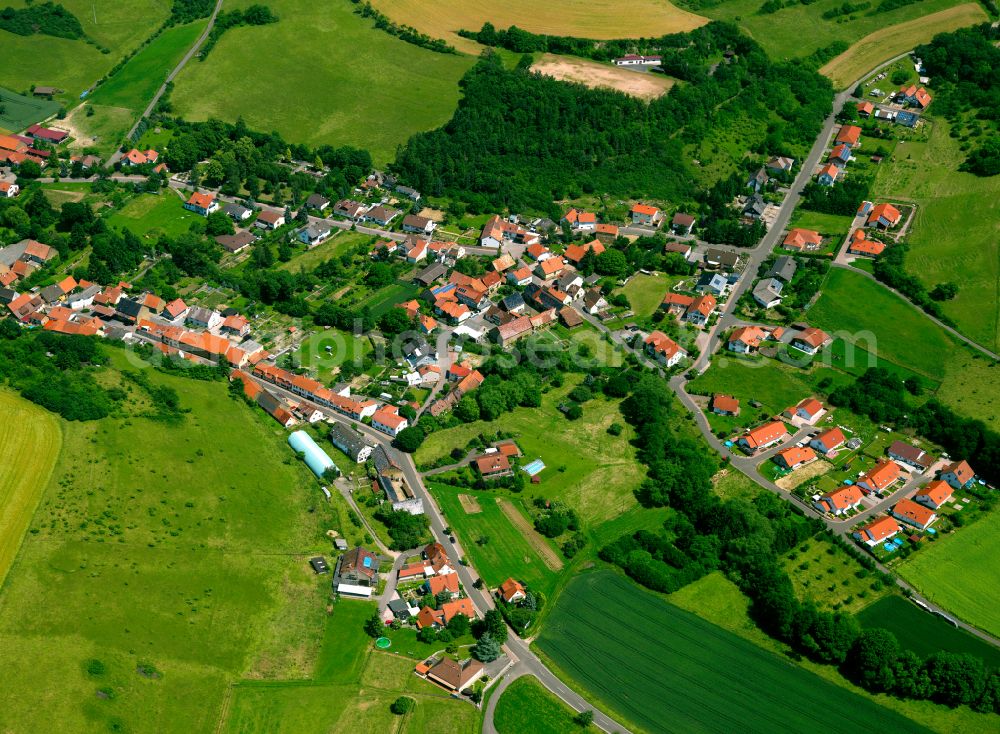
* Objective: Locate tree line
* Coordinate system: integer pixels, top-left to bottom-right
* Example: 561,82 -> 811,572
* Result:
198,4 -> 278,60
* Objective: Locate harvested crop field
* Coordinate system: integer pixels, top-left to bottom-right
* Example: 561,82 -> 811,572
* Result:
535,571 -> 930,734
497,498 -> 563,571
458,494 -> 481,514
532,55 -> 675,100
368,0 -> 707,54
819,4 -> 987,89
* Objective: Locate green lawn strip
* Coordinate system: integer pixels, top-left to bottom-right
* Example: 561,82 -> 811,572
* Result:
535,570 -> 930,734
169,0 -> 475,165
493,675 -> 579,734
896,509 -> 1000,641
789,209 -> 855,237
856,595 -> 1000,669
416,377 -> 643,527
428,483 -> 561,599
670,572 -> 994,734
313,601 -> 376,683
873,116 -> 1000,352
0,355 -> 346,732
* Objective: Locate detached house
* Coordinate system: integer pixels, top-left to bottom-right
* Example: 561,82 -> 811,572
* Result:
775,446 -> 816,471
866,203 -> 901,229
184,191 -> 219,216
305,193 -> 330,211
857,460 -> 902,495
854,516 -> 900,546
848,229 -> 885,257
898,85 -> 932,109
299,222 -> 332,246
782,228 -> 822,252
335,546 -> 379,598
752,278 -> 783,309
887,440 -> 934,473
892,498 -> 937,530
810,427 -> 846,455
534,256 -> 566,280
835,125 -> 862,148
671,212 -> 696,235
739,421 -> 788,452
710,394 -> 740,416
914,480 -> 953,511
255,210 -> 285,230
402,214 -> 436,235
563,239 -> 604,266
498,578 -> 527,604
817,163 -> 839,187
562,208 -> 597,231
684,295 -> 716,326
630,203 -> 663,226
365,205 -> 401,226
746,167 -> 769,192
123,148 -> 158,166
940,460 -> 975,491
0,181 -> 18,198
815,485 -> 863,516
334,199 -> 368,220
790,327 -> 829,355
371,405 -> 409,437
643,331 -> 686,368
728,325 -> 767,353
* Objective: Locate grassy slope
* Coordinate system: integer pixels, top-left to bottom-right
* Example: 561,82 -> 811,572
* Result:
697,0 -> 973,63
170,0 -> 475,166
368,0 -> 707,54
0,355 -> 350,732
494,675 -> 578,734
535,570 -> 930,734
0,391 -> 61,588
105,192 -> 198,240
416,377 -> 644,526
670,572 -> 995,733
873,117 -> 1000,353
896,510 -> 1000,641
0,0 -> 170,102
819,4 -> 988,89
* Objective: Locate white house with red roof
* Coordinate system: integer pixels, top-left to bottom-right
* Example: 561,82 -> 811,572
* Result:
940,459 -> 975,491
643,330 -> 686,368
683,294 -> 716,326
815,485 -> 863,516
784,397 -> 825,425
562,208 -> 597,232
810,427 -> 846,455
184,191 -> 219,216
739,421 -> 789,452
914,480 -> 953,511
790,327 -> 829,355
371,405 -> 409,437
857,460 -> 902,495
727,325 -> 768,353
892,498 -> 937,530
854,516 -> 900,546
630,203 -> 663,226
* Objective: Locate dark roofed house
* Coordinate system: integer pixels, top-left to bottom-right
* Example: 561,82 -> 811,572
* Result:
766,255 -> 798,282
216,230 -> 255,253
224,203 -> 252,221
414,262 -> 448,286
402,213 -> 435,235
336,546 -> 380,586
887,440 -> 934,473
425,657 -> 485,692
329,422 -> 375,463
671,212 -> 696,235
743,194 -> 767,219
500,292 -> 525,313
306,193 -> 330,211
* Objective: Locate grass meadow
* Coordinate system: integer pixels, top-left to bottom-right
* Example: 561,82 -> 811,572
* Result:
615,272 -> 685,318
0,86 -> 59,131
494,675 -> 579,734
368,0 -> 708,55
535,570 -> 930,734
897,509 -> 1000,641
856,595 -> 1000,669
170,0 -> 476,166
278,231 -> 371,273
873,117 -> 1000,353
416,377 -> 644,527
670,572 -> 996,733
0,353 -> 358,733
0,391 -> 61,588
106,192 -> 197,240
696,0 -> 978,66
293,329 -> 373,381
784,537 -> 890,615
0,0 -> 170,102
428,483 -> 562,598
819,4 -> 988,88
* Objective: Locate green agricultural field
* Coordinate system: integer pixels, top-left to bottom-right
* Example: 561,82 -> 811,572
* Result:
897,509 -> 1000,641
0,86 -> 59,131
429,483 -> 561,598
0,391 -> 61,588
785,537 -> 889,614
856,595 -> 1000,669
692,0 -> 976,65
494,675 -> 579,734
873,117 -> 1000,353
0,354 -> 351,733
670,572 -> 996,733
416,378 -> 644,526
294,329 -> 373,380
170,0 -> 475,165
0,1 -> 171,102
105,192 -> 197,240
535,571 -> 930,734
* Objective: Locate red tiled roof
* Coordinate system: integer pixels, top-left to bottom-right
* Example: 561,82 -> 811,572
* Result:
893,498 -> 936,527
915,480 -> 952,507
743,421 -> 787,449
822,484 -> 863,510
860,516 -> 899,542
812,427 -> 846,452
860,460 -> 901,492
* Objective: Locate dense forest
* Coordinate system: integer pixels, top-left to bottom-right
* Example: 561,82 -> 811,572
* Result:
393,22 -> 832,212
915,24 -> 1000,176
0,2 -> 83,39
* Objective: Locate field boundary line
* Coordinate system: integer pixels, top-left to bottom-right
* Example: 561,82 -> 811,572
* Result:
496,498 -> 564,571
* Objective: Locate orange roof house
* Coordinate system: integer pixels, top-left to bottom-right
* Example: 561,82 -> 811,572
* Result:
867,203 -> 902,229
739,421 -> 788,451
710,394 -> 740,416
857,460 -> 902,495
914,480 -> 953,510
892,498 -> 937,530
425,573 -> 460,597
810,427 -> 846,454
816,485 -> 863,515
836,125 -> 862,146
940,460 -> 975,490
498,578 -> 526,604
775,446 -> 817,471
857,101 -> 874,116
782,228 -> 822,251
728,325 -> 768,352
563,239 -> 605,264
855,516 -> 900,545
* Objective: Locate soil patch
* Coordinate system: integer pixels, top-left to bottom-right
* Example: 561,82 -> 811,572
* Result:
776,460 -> 831,491
532,55 -> 675,101
458,493 -> 481,514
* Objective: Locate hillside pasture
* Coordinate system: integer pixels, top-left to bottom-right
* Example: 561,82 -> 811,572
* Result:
535,571 -> 930,734
368,0 -> 708,55
819,4 -> 988,89
0,87 -> 59,131
897,509 -> 1000,641
170,0 -> 475,166
0,391 -> 61,588
531,55 -> 675,100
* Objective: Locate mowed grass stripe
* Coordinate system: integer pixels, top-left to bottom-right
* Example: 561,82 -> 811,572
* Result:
535,571 -> 930,734
0,391 -> 61,588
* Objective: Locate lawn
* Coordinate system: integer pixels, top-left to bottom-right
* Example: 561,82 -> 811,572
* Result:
856,595 -> 1000,669
788,209 -> 854,238
670,572 -> 996,733
429,483 -> 561,598
615,272 -> 682,318
0,354 -> 351,732
534,570 -> 930,734
873,117 -> 1000,353
818,4 -> 988,89
416,378 -> 644,526
294,329 -> 373,381
105,192 -> 197,240
279,231 -> 370,273
0,0 -> 171,103
0,86 -> 59,131
494,675 -> 579,734
784,537 -> 889,614
0,391 -> 61,588
368,0 -> 707,55
896,509 -> 1000,641
696,0 -> 978,66
170,0 -> 476,166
